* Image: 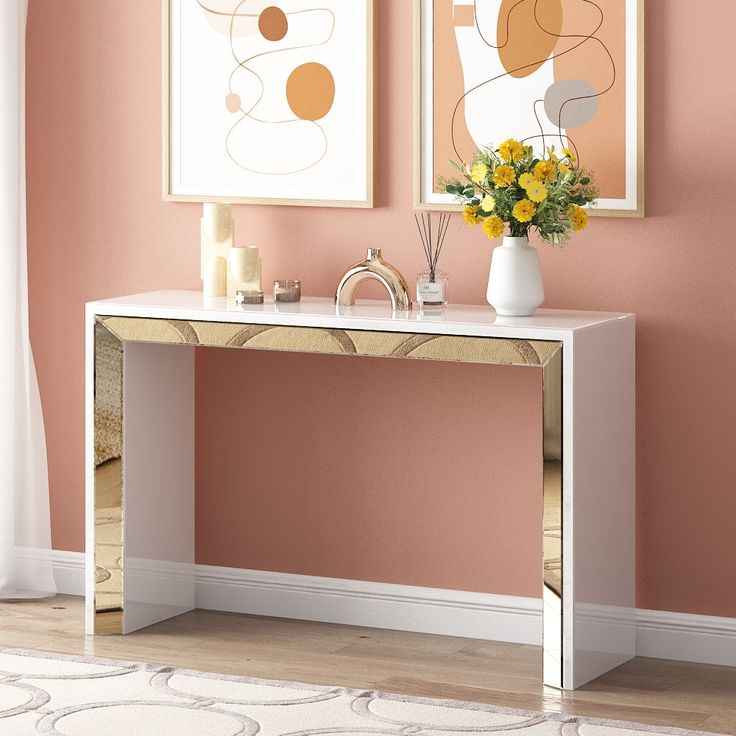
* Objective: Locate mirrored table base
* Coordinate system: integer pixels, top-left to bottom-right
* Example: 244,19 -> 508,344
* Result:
88,315 -> 591,689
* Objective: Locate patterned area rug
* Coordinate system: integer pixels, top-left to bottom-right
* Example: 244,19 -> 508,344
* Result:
93,506 -> 122,612
93,322 -> 122,466
0,648 -> 717,736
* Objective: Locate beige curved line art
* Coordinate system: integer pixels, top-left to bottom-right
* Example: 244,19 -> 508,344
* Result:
392,333 -> 438,357
196,0 -> 337,176
326,329 -> 358,354
226,324 -> 277,347
97,317 -> 560,368
167,320 -> 201,344
510,338 -> 545,364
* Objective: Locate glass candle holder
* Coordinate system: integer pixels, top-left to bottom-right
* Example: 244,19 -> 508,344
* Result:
273,279 -> 301,303
416,269 -> 448,308
235,289 -> 264,305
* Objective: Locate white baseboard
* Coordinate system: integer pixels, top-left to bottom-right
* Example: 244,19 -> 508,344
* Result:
51,550 -> 86,597
50,550 -> 736,667
195,564 -> 542,644
636,608 -> 736,667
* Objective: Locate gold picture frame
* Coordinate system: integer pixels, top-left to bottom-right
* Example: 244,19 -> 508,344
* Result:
163,0 -> 374,208
413,0 -> 645,217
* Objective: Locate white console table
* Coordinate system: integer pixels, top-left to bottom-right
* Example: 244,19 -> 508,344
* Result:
85,290 -> 635,690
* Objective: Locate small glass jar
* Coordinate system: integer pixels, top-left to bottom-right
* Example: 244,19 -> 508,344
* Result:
235,289 -> 264,305
273,279 -> 301,303
416,269 -> 448,308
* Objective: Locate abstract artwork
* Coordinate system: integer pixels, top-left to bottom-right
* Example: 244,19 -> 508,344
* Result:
415,0 -> 644,216
165,1 -> 373,207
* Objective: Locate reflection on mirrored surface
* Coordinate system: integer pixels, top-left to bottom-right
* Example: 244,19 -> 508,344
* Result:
91,315 -> 565,681
543,462 -> 562,598
94,322 -> 123,634
542,345 -> 563,687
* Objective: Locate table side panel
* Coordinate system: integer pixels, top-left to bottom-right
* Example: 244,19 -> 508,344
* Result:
122,342 -> 196,633
569,317 -> 636,688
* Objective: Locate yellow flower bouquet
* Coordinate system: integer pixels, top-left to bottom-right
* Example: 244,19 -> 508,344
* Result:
443,139 -> 598,245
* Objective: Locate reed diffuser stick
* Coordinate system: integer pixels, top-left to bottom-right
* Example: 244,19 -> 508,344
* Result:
414,212 -> 451,282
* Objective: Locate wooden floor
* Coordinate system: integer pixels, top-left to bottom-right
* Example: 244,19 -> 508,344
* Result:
1,595 -> 734,733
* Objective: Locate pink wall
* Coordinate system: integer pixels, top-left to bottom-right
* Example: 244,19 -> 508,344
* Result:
26,1 -> 736,616
196,353 -> 542,595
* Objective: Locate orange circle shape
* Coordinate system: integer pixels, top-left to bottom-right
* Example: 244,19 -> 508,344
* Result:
497,0 -> 563,78
286,63 -> 335,121
258,6 -> 288,42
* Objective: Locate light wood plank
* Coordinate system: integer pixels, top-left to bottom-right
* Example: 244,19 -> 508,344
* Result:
0,596 -> 734,734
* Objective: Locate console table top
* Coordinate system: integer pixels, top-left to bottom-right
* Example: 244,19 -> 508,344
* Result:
87,290 -> 633,341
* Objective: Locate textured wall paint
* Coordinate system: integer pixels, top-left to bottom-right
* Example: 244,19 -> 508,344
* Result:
26,1 -> 736,616
196,352 -> 543,595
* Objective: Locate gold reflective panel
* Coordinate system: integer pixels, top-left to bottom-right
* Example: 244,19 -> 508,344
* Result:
92,316 -> 563,682
93,321 -> 124,634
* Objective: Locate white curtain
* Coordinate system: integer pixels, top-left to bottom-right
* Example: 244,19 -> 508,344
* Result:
0,0 -> 55,600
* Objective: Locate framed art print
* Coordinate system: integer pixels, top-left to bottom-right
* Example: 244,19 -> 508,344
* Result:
414,0 -> 645,216
164,1 -> 374,207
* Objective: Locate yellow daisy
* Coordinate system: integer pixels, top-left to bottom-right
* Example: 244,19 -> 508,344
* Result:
499,138 -> 524,163
558,162 -> 571,176
518,172 -> 536,190
513,199 -> 536,223
463,205 -> 482,226
562,147 -> 576,162
470,163 -> 488,185
525,179 -> 548,203
482,215 -> 505,239
492,164 -> 516,188
480,195 -> 496,212
534,160 -> 554,182
568,205 -> 589,231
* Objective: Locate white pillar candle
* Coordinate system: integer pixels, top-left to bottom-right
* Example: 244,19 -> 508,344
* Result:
202,203 -> 233,243
203,256 -> 227,297
228,246 -> 261,291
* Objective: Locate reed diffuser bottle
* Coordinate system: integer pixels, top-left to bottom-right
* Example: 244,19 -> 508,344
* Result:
415,212 -> 451,308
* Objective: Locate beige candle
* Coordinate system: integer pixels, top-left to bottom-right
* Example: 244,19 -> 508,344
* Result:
202,203 -> 233,243
203,256 -> 227,297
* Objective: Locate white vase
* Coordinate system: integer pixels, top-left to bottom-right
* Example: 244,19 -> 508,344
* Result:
486,236 -> 544,317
